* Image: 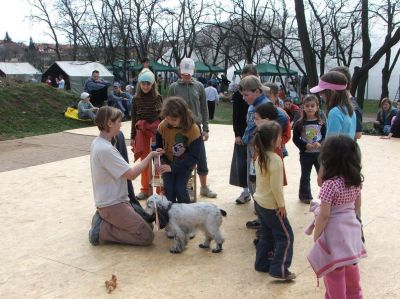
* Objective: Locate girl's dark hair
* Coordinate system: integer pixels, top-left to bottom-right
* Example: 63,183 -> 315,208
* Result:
253,121 -> 282,175
295,94 -> 322,132
161,96 -> 194,132
95,106 -> 124,132
321,71 -> 353,116
135,80 -> 159,97
319,135 -> 363,187
255,102 -> 278,120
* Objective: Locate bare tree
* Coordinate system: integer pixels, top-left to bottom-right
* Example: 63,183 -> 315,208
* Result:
154,0 -> 206,65
294,0 -> 319,89
28,0 -> 62,60
371,0 -> 400,99
350,5 -> 400,106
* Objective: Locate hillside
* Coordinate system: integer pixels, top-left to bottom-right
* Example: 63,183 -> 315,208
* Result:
0,83 -> 94,140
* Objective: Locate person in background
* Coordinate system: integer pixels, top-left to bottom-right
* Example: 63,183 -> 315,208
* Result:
107,82 -> 132,120
78,92 -> 98,120
292,95 -> 326,204
139,57 -> 155,74
310,71 -> 356,139
168,57 -> 217,198
205,80 -> 219,120
45,75 -> 52,86
84,70 -> 112,107
130,68 -> 162,200
278,85 -> 286,101
283,98 -> 301,124
220,74 -> 231,93
265,82 -> 283,107
56,74 -> 65,89
253,121 -> 295,281
381,99 -> 400,139
373,97 -> 397,135
158,74 -> 163,94
229,65 -> 257,205
331,66 -> 363,139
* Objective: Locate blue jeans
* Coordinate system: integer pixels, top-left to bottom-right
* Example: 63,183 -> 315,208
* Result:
299,152 -> 320,200
163,168 -> 193,203
254,202 -> 294,276
196,125 -> 208,176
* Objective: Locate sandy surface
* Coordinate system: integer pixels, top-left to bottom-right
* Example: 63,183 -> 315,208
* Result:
1,122 -> 399,298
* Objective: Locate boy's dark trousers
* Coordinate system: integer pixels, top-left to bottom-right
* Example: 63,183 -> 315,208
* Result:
254,202 -> 294,277
299,152 -> 320,200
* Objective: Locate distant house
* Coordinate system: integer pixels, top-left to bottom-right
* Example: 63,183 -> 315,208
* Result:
0,62 -> 42,82
42,61 -> 114,95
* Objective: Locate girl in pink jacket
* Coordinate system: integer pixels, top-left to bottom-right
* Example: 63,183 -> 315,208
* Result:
308,135 -> 367,298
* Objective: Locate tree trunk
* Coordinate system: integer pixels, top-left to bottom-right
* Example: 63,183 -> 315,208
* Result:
354,0 -> 371,109
294,0 -> 319,91
350,23 -> 400,106
380,47 -> 391,100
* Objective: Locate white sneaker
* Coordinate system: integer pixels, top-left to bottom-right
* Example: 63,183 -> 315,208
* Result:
235,192 -> 251,204
200,186 -> 217,198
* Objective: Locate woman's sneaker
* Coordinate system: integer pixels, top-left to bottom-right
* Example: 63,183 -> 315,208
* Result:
235,192 -> 251,204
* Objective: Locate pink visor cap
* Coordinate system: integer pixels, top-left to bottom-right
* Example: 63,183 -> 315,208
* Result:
310,79 -> 347,93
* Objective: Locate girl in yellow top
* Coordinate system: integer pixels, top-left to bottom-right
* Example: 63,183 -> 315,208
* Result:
253,121 -> 295,280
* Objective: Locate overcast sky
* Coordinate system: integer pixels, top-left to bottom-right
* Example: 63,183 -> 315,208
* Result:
0,0 -> 50,44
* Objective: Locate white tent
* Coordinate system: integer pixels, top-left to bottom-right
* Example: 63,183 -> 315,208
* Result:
0,62 -> 42,82
42,61 -> 114,95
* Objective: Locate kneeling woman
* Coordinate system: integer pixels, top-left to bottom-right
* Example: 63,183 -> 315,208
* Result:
89,106 -> 163,246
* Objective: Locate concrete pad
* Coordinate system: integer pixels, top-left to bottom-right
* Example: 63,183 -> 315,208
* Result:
1,123 -> 399,298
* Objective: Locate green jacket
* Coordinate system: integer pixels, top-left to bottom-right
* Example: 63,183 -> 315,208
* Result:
168,78 -> 209,132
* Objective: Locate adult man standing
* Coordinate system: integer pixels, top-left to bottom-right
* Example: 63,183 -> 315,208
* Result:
108,82 -> 132,119
205,80 -> 219,120
168,57 -> 217,198
84,70 -> 111,107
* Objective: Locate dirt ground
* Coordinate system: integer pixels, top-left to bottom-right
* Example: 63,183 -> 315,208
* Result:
0,122 -> 399,298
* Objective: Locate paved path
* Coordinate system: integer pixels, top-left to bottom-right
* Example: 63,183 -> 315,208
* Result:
0,132 -> 95,172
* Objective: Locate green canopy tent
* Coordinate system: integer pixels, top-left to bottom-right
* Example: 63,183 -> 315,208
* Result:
194,61 -> 224,73
130,60 -> 177,73
234,62 -> 297,76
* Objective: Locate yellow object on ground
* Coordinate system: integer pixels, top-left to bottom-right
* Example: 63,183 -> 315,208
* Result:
64,107 -> 92,122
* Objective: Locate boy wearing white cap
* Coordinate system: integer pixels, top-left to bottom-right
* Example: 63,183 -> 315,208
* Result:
78,92 -> 98,120
168,57 -> 217,198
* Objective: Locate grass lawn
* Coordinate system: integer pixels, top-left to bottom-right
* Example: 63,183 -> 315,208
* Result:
0,83 -> 94,140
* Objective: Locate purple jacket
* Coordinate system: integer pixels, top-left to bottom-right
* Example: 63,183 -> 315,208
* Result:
306,201 -> 367,278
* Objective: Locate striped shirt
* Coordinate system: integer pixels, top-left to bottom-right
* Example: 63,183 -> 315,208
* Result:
130,93 -> 163,139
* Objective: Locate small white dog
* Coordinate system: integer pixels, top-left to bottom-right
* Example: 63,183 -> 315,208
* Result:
145,195 -> 226,254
